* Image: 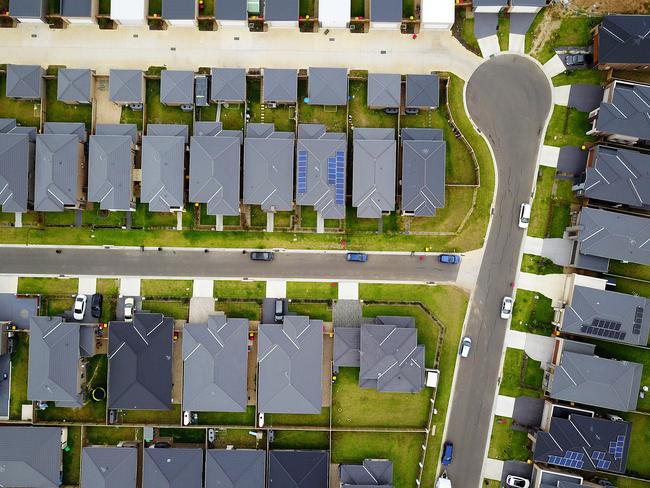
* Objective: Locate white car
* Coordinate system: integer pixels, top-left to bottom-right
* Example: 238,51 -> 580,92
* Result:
73,295 -> 87,321
258,412 -> 265,427
124,298 -> 135,322
518,203 -> 531,229
183,411 -> 191,426
506,475 -> 530,488
459,337 -> 472,358
501,296 -> 514,320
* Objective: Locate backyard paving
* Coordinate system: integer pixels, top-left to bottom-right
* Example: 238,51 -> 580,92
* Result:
512,396 -> 544,429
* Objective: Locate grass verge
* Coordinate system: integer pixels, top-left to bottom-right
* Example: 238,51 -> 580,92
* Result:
510,289 -> 555,336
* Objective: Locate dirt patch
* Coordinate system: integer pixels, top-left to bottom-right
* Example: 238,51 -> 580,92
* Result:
93,76 -> 122,126
529,6 -> 562,57
569,0 -> 650,14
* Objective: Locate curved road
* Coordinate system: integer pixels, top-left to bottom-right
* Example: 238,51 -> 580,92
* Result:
444,55 -> 552,487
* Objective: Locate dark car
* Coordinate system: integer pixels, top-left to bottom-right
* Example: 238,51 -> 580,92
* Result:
439,254 -> 460,264
565,54 -> 586,67
91,294 -> 103,318
346,252 -> 368,262
153,442 -> 171,448
250,251 -> 274,261
441,441 -> 453,466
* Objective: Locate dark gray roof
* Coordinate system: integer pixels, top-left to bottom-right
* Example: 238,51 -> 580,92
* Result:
352,128 -> 396,218
215,0 -> 247,20
80,325 -> 96,358
333,327 -> 361,369
473,0 -> 508,5
211,68 -> 246,102
0,294 -> 38,329
162,0 -> 196,20
34,134 -> 79,212
562,285 -> 650,346
598,15 -> 650,66
551,350 -> 642,411
243,124 -> 295,212
595,81 -> 650,140
0,426 -> 62,488
263,69 -> 297,103
108,313 -> 174,410
61,0 -> 92,17
147,124 -> 189,143
406,74 -> 439,109
88,135 -> 134,211
82,447 -> 137,488
143,448 -> 203,488
534,414 -> 631,473
268,451 -> 328,488
308,67 -> 348,106
401,128 -> 445,216
367,73 -> 401,109
511,0 -> 546,4
537,470 -> 584,488
109,70 -> 143,104
141,135 -> 186,212
582,146 -> 650,209
28,316 -> 82,405
44,122 -> 87,143
258,316 -> 323,414
96,124 -> 138,145
194,122 -> 244,139
183,315 -> 249,412
9,0 -> 46,18
296,124 -> 347,219
189,135 -> 242,216
205,450 -> 266,488
0,133 -> 30,213
265,0 -> 298,21
575,207 -> 650,265
6,64 -> 43,100
340,459 -> 393,486
160,70 -> 194,105
57,68 -> 92,103
371,0 -> 402,22
9,126 -> 37,142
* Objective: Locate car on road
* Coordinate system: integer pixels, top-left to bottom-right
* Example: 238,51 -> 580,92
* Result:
501,296 -> 514,319
124,298 -> 135,322
346,252 -> 368,262
459,337 -> 472,358
73,295 -> 87,321
439,254 -> 460,265
91,294 -> 103,319
250,251 -> 274,261
505,475 -> 530,488
441,441 -> 453,466
565,54 -> 586,67
518,203 -> 531,229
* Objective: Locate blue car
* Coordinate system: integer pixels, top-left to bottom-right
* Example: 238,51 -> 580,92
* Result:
441,442 -> 453,466
346,252 -> 369,262
439,254 -> 460,264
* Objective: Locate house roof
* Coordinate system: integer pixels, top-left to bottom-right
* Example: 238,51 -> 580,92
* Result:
205,450 -> 266,488
110,0 -> 147,21
401,128 -> 445,216
109,69 -> 143,104
160,70 -> 194,105
575,207 -> 650,265
308,67 -> 348,106
296,124 -> 347,219
141,135 -> 186,212
82,447 -> 138,488
0,294 -> 39,329
352,128 -> 396,218
0,119 -> 16,133
268,451 -> 329,488
194,122 -> 243,140
551,350 -> 642,411
8,0 -> 45,18
182,315 -> 249,412
598,15 -> 650,65
27,316 -> 82,405
333,327 -> 361,369
243,124 -> 295,212
108,313 -> 174,410
0,426 -> 62,488
211,68 -> 246,102
143,448 -> 203,488
44,121 -> 87,143
6,64 -> 43,99
265,0 -> 298,21
583,145 -> 650,209
263,68 -> 298,103
367,73 -> 401,109
319,0 -> 351,27
162,0 -> 195,20
371,0 -> 402,22
257,316 -> 323,414
189,135 -> 242,216
534,414 -> 631,474
61,0 -> 92,17
88,135 -> 134,211
147,124 -> 189,143
96,124 -> 138,144
562,285 -> 650,346
57,68 -> 92,103
34,134 -> 79,212
215,0 -> 247,20
406,74 -> 439,108
0,133 -> 30,213
340,459 -> 394,486
595,81 -> 650,140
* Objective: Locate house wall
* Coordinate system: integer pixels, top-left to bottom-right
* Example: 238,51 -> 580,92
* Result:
66,16 -> 96,24
509,5 -> 543,13
15,16 -> 45,23
473,6 -> 504,13
166,18 -> 198,27
217,19 -> 248,28
267,20 -> 298,28
370,20 -> 401,30
421,20 -> 453,30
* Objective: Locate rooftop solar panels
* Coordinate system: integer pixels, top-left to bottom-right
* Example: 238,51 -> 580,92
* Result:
579,317 -> 627,341
547,451 -> 585,469
633,306 -> 644,334
335,151 -> 345,205
592,451 -> 606,461
609,435 -> 626,460
298,150 -> 308,195
327,157 -> 336,185
592,449 -> 612,469
597,459 -> 612,470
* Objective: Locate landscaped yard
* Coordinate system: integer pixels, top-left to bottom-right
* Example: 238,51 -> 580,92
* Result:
552,69 -> 607,87
286,282 -> 338,300
45,78 -> 92,130
9,333 -> 29,420
521,254 -> 564,275
488,417 -> 532,462
544,105 -> 594,147
142,300 -> 189,320
0,74 -> 41,127
247,77 -> 296,133
297,79 -> 347,133
213,427 -> 263,448
499,349 -> 544,398
85,426 -> 142,445
528,166 -> 577,238
510,289 -> 555,336
120,403 -> 182,425
497,13 -> 510,52
624,413 -> 650,478
62,426 -> 81,485
349,78 -> 398,129
528,12 -> 602,64
145,78 -> 194,128
271,430 -> 329,450
159,428 -> 206,444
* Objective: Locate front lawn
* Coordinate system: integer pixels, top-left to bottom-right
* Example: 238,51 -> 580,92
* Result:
85,426 -> 142,446
544,105 -> 594,147
497,13 -> 510,52
141,279 -> 193,298
142,300 -> 189,320
531,14 -> 602,64
499,349 -> 544,398
521,254 -> 564,275
214,301 -> 261,321
288,302 -> 332,321
552,69 -> 607,87
214,281 -> 266,299
286,282 -> 338,299
488,417 -> 532,462
17,277 -> 78,295
271,430 -> 329,450
528,166 -> 577,238
510,289 -> 555,336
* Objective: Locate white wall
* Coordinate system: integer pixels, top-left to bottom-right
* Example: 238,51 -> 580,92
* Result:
111,0 -> 148,26
167,19 -> 198,27
473,6 -> 504,13
66,17 -> 96,24
319,0 -> 351,29
370,21 -> 401,30
267,20 -> 298,28
218,19 -> 248,28
510,5 -> 544,13
16,17 -> 45,23
421,0 -> 455,30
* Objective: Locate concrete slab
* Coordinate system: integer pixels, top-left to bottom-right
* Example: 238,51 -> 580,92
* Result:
523,333 -> 555,366
538,145 -> 560,168
266,280 -> 286,299
523,237 -> 572,266
556,146 -> 588,175
78,277 -> 97,295
474,13 -> 498,39
495,395 -> 516,418
338,282 -> 359,300
189,297 -> 215,323
509,13 -> 537,36
0,276 -> 18,294
543,55 -> 566,78
457,248 -> 483,292
512,396 -> 544,428
176,212 -> 183,231
505,329 -> 527,350
553,85 -> 571,106
568,84 -> 604,112
119,278 -> 141,297
484,458 -> 504,481
509,33 -> 525,54
478,35 -> 501,59
14,213 -> 21,228
192,279 -> 214,298
518,272 -> 567,301
523,236 -> 544,255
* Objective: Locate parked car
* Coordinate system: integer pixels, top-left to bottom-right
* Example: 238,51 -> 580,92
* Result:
518,203 -> 531,229
565,54 -> 586,67
404,107 -> 419,115
73,295 -> 87,321
123,298 -> 135,322
501,296 -> 514,319
274,299 -> 284,323
250,251 -> 274,261
505,475 -> 530,488
346,252 -> 368,262
208,429 -> 216,444
91,294 -> 103,319
384,107 -> 399,115
183,411 -> 191,426
152,442 -> 170,448
258,412 -> 265,427
439,254 -> 460,265
459,337 -> 472,358
441,441 -> 453,466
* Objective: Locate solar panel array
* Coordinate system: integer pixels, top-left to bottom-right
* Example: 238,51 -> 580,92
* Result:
592,451 -> 611,470
609,435 -> 626,460
633,306 -> 644,335
335,150 -> 345,205
580,317 -> 626,341
548,451 -> 585,469
298,150 -> 308,195
327,157 -> 336,185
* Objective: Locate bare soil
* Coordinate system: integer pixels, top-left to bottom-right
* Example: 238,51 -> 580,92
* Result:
529,6 -> 562,57
569,0 -> 650,14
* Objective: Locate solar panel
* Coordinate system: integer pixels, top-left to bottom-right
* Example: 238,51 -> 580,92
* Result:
335,154 -> 345,205
592,451 -> 606,460
298,150 -> 308,195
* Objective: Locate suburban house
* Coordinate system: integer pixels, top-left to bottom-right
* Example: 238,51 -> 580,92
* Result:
109,69 -> 145,106
88,133 -> 136,211
367,73 -> 401,110
405,74 -> 440,110
44,121 -> 88,143
574,145 -> 650,210
214,0 -> 248,28
110,0 -> 148,26
182,315 -> 249,413
263,68 -> 298,104
160,70 -> 195,106
510,0 -> 547,14
0,132 -> 34,213
370,0 -> 402,30
546,338 -> 643,411
587,80 -> 650,145
60,0 -> 97,24
205,449 -> 266,488
162,0 -> 197,27
296,124 -> 347,226
96,123 -> 138,144
57,68 -> 94,104
264,0 -> 298,28
0,426 -> 63,488
340,459 -> 394,487
81,447 -> 138,488
257,315 -> 323,415
268,451 -> 329,488
352,128 -> 396,218
308,67 -> 348,106
594,15 -> 650,70
5,64 -> 44,100
211,68 -> 246,103
472,0 -> 508,13
143,448 -> 203,488
319,0 -> 351,29
108,312 -> 174,410
420,0 -> 455,30
533,401 -> 631,474
530,466 -> 584,488
8,0 -> 47,23
400,128 -> 446,216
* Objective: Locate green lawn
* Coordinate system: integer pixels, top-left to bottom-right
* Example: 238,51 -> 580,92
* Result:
62,426 -> 81,485
120,106 -> 143,130
142,300 -> 189,320
544,105 -> 594,147
609,262 -> 650,282
599,477 -> 650,488
528,166 -> 576,238
349,79 -> 398,129
198,406 -> 256,426
159,428 -> 206,444
497,13 -> 510,52
484,480 -> 502,488
297,79 -> 347,133
299,0 -> 314,17
552,69 -> 607,87
351,0 -> 364,17
288,302 -> 332,321
215,301 -> 261,321
220,103 -> 245,130
9,333 -> 29,420
286,282 -> 338,299
271,430 -> 329,450
510,289 -> 555,336
214,281 -> 265,299
43,210 -> 77,227
120,403 -> 182,425
45,77 -> 92,131
611,278 -> 650,301
403,0 -> 414,18
17,276 -> 78,295
0,74 -> 41,127
499,349 -> 544,398
141,279 -> 193,298
82,208 -> 126,228
85,426 -> 142,446
521,254 -> 564,275
624,413 -> 650,478
213,428 -> 262,448
145,78 -> 193,128
457,11 -> 480,55
266,408 -> 330,428
97,279 -> 119,296
247,77 -> 296,133
531,15 -> 602,64
488,417 -> 532,462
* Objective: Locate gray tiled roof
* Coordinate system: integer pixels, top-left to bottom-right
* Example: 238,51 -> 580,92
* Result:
141,135 -> 186,212
96,124 -> 138,145
265,0 -> 298,21
406,74 -> 440,109
162,0 -> 196,20
34,134 -> 79,212
340,459 -> 393,486
88,135 -> 134,211
0,133 -> 31,213
211,68 -> 246,102
308,67 -> 348,106
109,69 -> 143,104
81,447 -> 137,488
367,73 -> 401,109
215,0 -> 247,20
263,69 -> 297,103
57,68 -> 92,103
258,316 -> 323,414
189,135 -> 242,216
160,70 -> 194,105
595,81 -> 650,140
0,119 -> 16,133
333,327 -> 361,369
205,450 -> 265,488
0,426 -> 62,488
61,0 -> 92,17
147,124 -> 189,143
182,315 -> 249,412
9,0 -> 46,18
9,126 -> 37,142
598,15 -> 650,66
108,313 -> 174,410
352,128 -> 396,218
44,122 -> 87,143
401,128 -> 445,216
143,448 -> 203,488
268,450 -> 328,488
473,0 -> 508,5
371,0 -> 402,22
6,64 -> 43,100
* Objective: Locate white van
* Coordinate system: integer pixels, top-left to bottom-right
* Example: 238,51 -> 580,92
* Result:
518,203 -> 531,229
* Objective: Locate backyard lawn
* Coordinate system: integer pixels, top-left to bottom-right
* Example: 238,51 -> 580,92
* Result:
624,413 -> 650,478
544,105 -> 594,147
145,78 -> 193,127
9,333 -> 29,420
271,430 -> 329,450
510,289 -> 555,336
247,78 -> 296,133
521,254 -> 563,275
488,417 -> 532,462
85,426 -> 142,445
267,408 -> 331,428
0,74 -> 41,127
197,406 -> 256,427
499,349 -> 544,398
349,79 -> 398,129
297,79 -> 347,133
45,78 -> 92,130
62,426 -> 81,485
159,428 -> 206,444
120,403 -> 182,425
213,427 -> 263,448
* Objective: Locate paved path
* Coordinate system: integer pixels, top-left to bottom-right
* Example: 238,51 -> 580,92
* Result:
542,54 -> 566,78
192,279 -> 214,298
484,458 -> 505,481
522,236 -> 572,265
517,272 -> 567,300
77,277 -> 97,295
0,276 -> 18,294
119,277 -> 140,297
495,395 -> 516,417
338,282 -> 359,300
266,280 -> 287,298
538,145 -> 561,168
505,329 -> 556,367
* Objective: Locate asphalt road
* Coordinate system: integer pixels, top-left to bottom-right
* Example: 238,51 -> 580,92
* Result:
0,248 -> 459,283
444,55 -> 552,487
